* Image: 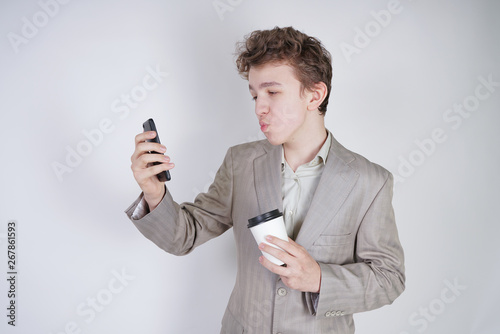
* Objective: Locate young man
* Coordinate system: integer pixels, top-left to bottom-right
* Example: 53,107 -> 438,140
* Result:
126,27 -> 405,333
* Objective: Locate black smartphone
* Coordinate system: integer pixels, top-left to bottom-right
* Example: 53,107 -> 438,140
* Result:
142,118 -> 171,182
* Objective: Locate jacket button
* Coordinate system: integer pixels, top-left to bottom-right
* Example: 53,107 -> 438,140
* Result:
277,287 -> 287,296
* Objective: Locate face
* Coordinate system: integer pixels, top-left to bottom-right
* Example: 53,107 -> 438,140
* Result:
248,62 -> 313,146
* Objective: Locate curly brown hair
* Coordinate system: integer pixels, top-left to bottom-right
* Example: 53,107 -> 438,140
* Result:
235,26 -> 332,114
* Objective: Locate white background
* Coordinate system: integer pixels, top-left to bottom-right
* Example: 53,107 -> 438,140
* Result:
1,0 -> 499,333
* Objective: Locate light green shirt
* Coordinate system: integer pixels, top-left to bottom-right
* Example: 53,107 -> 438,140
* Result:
281,131 -> 332,240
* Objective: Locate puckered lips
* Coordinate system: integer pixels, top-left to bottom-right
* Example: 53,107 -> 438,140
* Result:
259,121 -> 269,132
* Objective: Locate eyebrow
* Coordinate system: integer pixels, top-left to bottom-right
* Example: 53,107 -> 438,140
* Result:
249,81 -> 282,91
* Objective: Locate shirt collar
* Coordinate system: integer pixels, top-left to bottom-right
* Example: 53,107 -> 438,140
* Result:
316,130 -> 332,165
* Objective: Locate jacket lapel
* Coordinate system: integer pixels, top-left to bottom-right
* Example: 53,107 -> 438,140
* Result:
253,142 -> 283,214
295,135 -> 359,250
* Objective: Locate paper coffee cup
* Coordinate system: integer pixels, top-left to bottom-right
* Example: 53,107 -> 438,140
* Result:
247,209 -> 289,266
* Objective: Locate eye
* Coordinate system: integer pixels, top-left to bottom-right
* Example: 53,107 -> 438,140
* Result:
268,91 -> 277,96
251,96 -> 257,101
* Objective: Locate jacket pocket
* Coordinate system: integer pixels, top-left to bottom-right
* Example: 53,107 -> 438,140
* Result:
310,234 -> 354,264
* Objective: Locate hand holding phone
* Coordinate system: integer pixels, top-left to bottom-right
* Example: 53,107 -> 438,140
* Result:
142,118 -> 171,182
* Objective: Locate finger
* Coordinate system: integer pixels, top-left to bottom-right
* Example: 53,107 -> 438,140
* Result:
140,152 -> 171,166
258,255 -> 288,276
141,160 -> 175,175
131,142 -> 167,162
265,236 -> 301,256
138,141 -> 167,152
133,162 -> 174,183
132,152 -> 170,172
134,131 -> 157,145
146,161 -> 175,172
259,242 -> 293,265
132,153 -> 174,174
132,130 -> 163,157
147,163 -> 174,179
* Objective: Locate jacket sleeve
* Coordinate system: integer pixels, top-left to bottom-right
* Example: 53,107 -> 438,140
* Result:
124,148 -> 235,256
314,172 -> 405,317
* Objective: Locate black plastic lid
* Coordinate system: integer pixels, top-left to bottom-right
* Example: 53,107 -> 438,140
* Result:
247,209 -> 283,228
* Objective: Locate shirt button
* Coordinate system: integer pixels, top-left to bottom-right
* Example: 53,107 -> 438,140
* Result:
277,287 -> 287,296
325,311 -> 331,317
336,310 -> 342,316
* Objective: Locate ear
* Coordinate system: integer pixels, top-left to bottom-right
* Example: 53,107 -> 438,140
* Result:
306,82 -> 328,111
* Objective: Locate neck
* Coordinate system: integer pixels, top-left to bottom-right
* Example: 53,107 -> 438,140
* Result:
283,125 -> 328,172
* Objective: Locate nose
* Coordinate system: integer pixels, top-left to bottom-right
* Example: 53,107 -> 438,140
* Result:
255,98 -> 269,118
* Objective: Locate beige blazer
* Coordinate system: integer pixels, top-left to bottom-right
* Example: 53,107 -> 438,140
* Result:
126,134 -> 405,333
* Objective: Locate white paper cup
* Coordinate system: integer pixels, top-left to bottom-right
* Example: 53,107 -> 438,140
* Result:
247,209 -> 289,266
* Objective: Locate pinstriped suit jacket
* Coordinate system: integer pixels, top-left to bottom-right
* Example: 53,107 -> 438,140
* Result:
125,134 -> 405,333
